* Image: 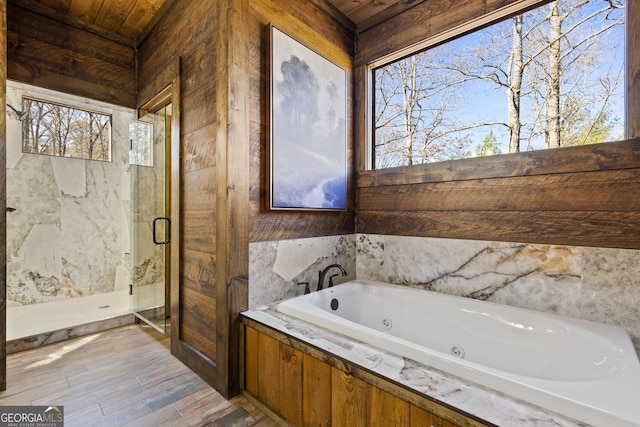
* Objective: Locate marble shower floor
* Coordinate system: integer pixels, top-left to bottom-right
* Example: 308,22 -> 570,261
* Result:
7,291 -> 132,341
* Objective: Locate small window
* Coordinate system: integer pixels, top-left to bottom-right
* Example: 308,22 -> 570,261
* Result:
22,97 -> 112,161
373,0 -> 625,169
129,121 -> 153,166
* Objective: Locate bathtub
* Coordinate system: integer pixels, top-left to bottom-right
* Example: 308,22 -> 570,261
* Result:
277,280 -> 640,427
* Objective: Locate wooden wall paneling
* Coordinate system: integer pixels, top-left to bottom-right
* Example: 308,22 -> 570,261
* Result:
331,367 -> 368,427
137,57 -> 180,110
411,405 -> 458,427
225,276 -> 249,397
175,39 -> 219,371
7,4 -> 136,107
18,0 -> 176,45
410,405 -> 434,427
257,332 -> 280,410
243,322 -> 492,427
358,138 -> 640,187
248,0 -> 356,243
244,326 -> 259,396
182,123 -> 217,174
357,210 -> 640,250
179,286 -> 217,358
330,0 -> 390,26
357,169 -> 640,213
251,0 -> 354,59
355,0 -> 427,33
303,353 -> 332,426
68,0 -> 102,23
132,0 -> 178,47
9,0 -> 134,46
213,0 -> 250,398
355,0 -> 485,66
137,0 -> 217,104
1,0 -> 6,393
181,85 -> 218,137
368,386 -> 410,426
306,0 -> 355,32
138,0 -> 250,399
138,0 -> 222,394
278,343 -> 303,425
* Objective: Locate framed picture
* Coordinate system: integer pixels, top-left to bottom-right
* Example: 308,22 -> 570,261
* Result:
269,25 -> 347,211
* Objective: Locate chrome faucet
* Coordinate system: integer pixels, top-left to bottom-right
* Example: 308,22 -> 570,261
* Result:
317,264 -> 347,291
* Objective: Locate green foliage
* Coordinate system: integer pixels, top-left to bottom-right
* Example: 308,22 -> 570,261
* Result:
476,130 -> 503,156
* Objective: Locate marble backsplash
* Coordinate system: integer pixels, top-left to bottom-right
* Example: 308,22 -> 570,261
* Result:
357,234 -> 640,350
6,81 -> 133,306
248,235 -> 356,308
249,232 -> 640,352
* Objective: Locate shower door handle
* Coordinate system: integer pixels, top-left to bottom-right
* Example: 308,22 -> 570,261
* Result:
153,217 -> 171,245
6,206 -> 16,212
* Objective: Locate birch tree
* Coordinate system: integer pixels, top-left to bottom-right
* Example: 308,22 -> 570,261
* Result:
374,51 -> 475,167
538,0 -> 624,148
373,0 -> 624,167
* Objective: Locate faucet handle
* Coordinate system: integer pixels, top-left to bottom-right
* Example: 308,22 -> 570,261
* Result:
328,274 -> 340,288
296,282 -> 310,294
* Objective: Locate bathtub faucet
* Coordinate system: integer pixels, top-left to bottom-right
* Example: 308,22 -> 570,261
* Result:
317,264 -> 348,291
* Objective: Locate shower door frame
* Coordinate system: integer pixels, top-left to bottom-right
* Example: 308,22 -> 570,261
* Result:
133,81 -> 180,334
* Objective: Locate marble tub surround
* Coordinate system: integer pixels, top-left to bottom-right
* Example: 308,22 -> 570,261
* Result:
248,235 -> 356,309
356,234 -> 640,352
6,81 -> 133,308
242,305 -> 586,427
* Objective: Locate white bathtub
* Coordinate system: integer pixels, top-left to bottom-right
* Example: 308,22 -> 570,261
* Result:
277,280 -> 640,427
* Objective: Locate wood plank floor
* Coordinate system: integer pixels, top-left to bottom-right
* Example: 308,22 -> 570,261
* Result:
0,324 -> 280,427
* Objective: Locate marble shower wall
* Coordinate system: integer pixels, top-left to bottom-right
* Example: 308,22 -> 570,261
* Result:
248,235 -> 356,308
6,81 -> 132,307
357,233 -> 640,349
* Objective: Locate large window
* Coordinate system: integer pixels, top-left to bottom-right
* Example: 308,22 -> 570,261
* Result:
22,97 -> 112,161
373,0 -> 625,169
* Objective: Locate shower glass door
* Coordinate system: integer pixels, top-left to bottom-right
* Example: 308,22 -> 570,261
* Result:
130,103 -> 170,333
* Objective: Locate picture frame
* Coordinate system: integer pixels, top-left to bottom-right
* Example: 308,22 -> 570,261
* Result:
268,25 -> 347,211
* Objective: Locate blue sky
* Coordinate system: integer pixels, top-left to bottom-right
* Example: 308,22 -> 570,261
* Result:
375,0 -> 626,164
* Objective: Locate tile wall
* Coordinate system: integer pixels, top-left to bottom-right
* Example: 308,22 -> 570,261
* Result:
248,234 -> 356,308
249,233 -> 640,352
5,81 -> 132,307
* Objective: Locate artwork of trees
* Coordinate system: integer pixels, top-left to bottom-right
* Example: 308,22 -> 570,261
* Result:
374,0 -> 625,168
270,26 -> 347,210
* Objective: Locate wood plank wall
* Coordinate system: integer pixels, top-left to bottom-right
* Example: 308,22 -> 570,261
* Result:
355,0 -> 640,250
6,3 -> 135,108
137,0 -> 252,398
1,0 -> 7,393
248,0 -> 356,242
138,0 -> 224,392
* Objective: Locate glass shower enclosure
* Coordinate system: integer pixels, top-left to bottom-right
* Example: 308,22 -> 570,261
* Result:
130,103 -> 171,333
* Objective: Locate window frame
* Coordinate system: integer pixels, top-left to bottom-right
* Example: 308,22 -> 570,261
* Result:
361,0 -> 636,178
129,120 -> 154,167
21,96 -> 113,162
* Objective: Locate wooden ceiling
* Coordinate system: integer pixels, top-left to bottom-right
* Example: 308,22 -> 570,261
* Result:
8,0 -> 175,47
9,0 -> 422,47
329,0 -> 425,31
